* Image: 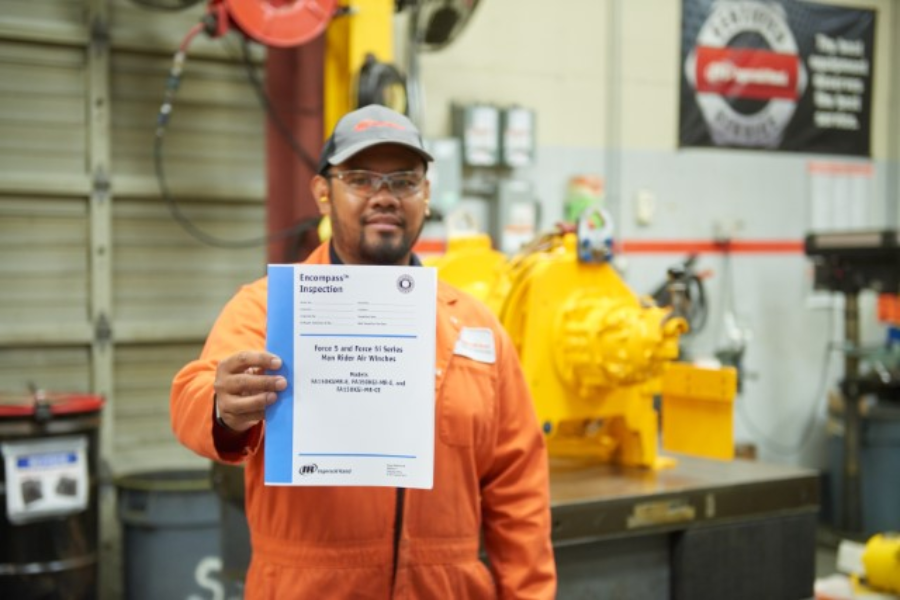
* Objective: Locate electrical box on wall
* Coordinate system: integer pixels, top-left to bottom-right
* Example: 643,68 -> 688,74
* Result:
452,103 -> 501,167
501,106 -> 535,168
493,179 -> 539,255
424,138 -> 462,214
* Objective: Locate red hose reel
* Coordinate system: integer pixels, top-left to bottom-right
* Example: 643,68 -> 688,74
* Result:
206,0 -> 339,47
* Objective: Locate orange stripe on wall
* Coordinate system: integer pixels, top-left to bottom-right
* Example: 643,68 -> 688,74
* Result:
415,238 -> 805,256
807,162 -> 873,176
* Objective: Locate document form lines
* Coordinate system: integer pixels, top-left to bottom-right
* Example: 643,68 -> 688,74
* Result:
359,302 -> 412,307
297,453 -> 417,459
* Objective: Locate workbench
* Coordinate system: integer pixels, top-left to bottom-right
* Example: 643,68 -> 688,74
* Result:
550,454 -> 820,600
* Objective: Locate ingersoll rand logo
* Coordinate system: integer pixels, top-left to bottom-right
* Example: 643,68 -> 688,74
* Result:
298,464 -> 318,476
684,1 -> 807,148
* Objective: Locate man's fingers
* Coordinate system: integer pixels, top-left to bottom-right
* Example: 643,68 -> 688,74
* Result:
221,351 -> 283,374
228,391 -> 278,415
213,351 -> 284,432
238,411 -> 267,425
215,373 -> 286,397
218,392 -> 277,426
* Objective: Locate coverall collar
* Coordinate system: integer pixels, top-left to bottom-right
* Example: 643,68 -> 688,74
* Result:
328,241 -> 422,267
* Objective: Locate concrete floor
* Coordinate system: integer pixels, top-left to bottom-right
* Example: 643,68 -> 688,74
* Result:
816,542 -> 839,578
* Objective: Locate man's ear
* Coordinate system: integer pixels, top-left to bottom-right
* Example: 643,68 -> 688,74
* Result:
310,175 -> 331,217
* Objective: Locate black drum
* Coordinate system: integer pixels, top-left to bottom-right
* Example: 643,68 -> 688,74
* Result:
0,393 -> 103,600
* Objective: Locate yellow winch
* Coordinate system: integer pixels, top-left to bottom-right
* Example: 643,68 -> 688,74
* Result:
862,533 -> 900,594
430,229 -> 737,469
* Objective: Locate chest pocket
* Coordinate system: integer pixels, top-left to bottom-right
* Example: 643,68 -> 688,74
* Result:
439,356 -> 497,447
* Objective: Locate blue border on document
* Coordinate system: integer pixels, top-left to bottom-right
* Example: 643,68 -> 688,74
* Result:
265,265 -> 294,484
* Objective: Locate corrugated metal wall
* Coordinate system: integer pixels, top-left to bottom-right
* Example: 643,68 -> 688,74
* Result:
0,2 -> 93,400
0,0 -> 268,474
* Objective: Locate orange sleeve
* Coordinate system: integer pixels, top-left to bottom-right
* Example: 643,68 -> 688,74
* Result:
480,328 -> 557,600
170,279 -> 267,464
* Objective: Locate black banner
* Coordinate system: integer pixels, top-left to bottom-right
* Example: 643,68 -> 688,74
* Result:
679,0 -> 875,156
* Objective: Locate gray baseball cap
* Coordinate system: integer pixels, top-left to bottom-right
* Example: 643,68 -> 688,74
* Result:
317,104 -> 433,174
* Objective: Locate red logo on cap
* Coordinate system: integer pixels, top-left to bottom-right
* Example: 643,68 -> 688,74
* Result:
354,119 -> 406,132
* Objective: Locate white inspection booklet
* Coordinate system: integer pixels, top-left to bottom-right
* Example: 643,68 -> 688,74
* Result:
265,264 -> 436,488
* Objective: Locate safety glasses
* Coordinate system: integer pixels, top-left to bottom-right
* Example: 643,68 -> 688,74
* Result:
328,170 -> 426,199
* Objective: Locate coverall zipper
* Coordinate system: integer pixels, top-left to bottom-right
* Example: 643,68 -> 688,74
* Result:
390,487 -> 406,598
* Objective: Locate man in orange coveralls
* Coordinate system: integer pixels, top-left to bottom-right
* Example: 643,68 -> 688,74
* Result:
170,104 -> 556,599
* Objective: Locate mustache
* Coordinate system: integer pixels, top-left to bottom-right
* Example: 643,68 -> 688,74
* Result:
360,212 -> 405,227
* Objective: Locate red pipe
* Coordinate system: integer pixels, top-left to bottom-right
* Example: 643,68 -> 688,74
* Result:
265,34 -> 326,264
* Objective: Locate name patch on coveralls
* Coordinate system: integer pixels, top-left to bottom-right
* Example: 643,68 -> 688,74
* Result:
454,327 -> 496,364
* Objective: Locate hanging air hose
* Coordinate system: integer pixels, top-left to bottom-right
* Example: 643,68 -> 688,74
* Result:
154,23 -> 322,248
649,254 -> 709,337
129,0 -> 203,11
153,1 -> 340,249
356,53 -> 408,114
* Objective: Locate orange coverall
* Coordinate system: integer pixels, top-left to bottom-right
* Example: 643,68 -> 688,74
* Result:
170,242 -> 557,599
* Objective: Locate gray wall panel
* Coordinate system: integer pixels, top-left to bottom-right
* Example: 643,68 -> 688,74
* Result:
0,0 -> 87,44
110,51 -> 265,198
0,2 -> 268,477
109,0 -> 227,58
112,197 -> 264,339
0,196 -> 90,344
111,342 -> 209,472
0,40 -> 87,188
106,15 -> 267,474
0,4 -> 93,402
0,346 -> 91,394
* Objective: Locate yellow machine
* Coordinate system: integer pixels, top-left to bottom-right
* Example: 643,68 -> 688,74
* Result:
430,229 -> 737,469
324,0 -> 399,133
862,533 -> 900,594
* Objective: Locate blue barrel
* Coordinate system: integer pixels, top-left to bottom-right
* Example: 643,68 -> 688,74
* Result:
116,469 -> 223,600
211,462 -> 250,598
0,393 -> 103,600
827,403 -> 900,535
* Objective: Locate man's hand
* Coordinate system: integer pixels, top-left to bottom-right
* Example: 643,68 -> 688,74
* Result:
213,351 -> 286,433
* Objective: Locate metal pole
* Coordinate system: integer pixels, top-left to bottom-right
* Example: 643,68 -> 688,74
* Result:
842,291 -> 862,533
605,0 -> 622,233
266,38 -> 327,264
87,0 -> 113,459
405,5 -> 424,128
888,6 -> 900,228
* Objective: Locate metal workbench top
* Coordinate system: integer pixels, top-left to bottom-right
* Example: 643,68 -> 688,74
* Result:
549,454 -> 820,545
